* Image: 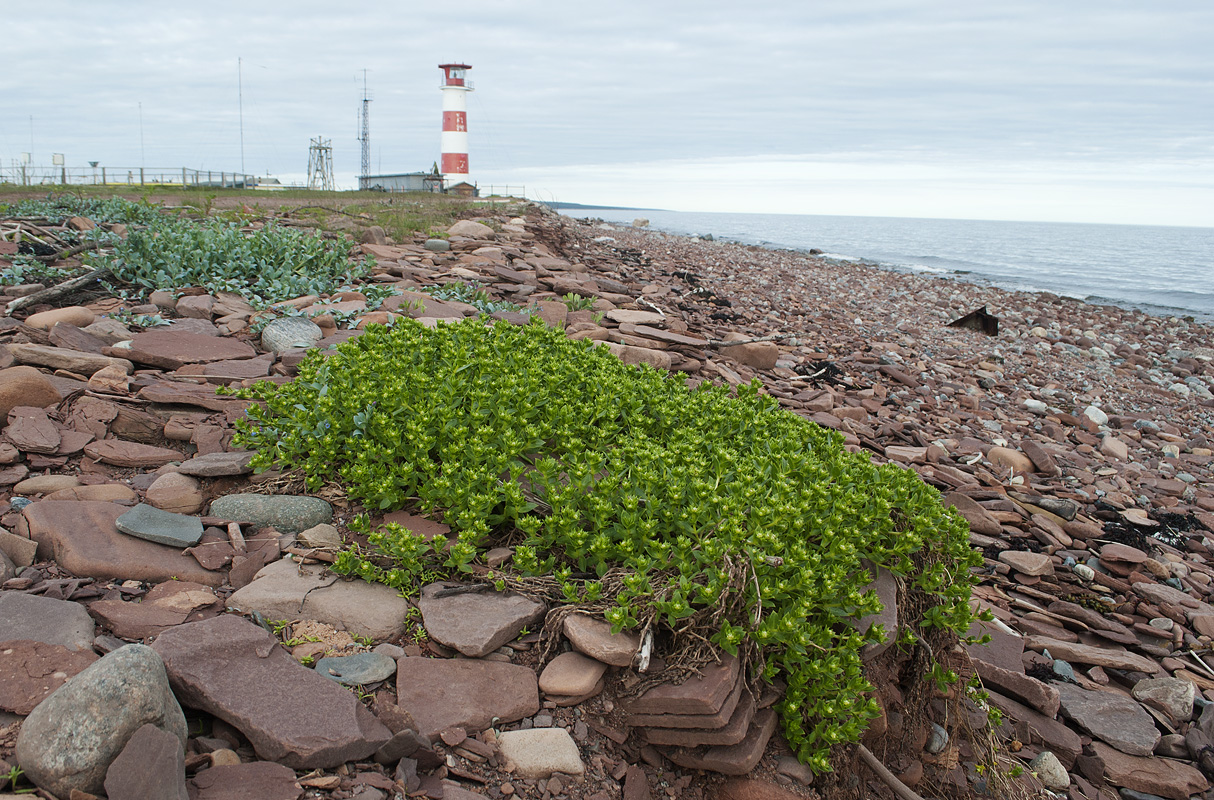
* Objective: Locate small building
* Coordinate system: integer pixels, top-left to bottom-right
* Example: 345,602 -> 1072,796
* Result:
358,172 -> 444,193
446,181 -> 479,198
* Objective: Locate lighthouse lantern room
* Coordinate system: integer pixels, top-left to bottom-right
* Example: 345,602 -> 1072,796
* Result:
439,63 -> 473,185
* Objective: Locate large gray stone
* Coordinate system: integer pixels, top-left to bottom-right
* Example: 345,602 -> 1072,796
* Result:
417,582 -> 546,657
396,656 -> 539,738
1056,682 -> 1160,756
226,557 -> 411,641
209,494 -> 332,534
15,644 -> 187,798
152,615 -> 391,769
261,316 -> 324,353
116,503 -> 204,547
0,592 -> 95,651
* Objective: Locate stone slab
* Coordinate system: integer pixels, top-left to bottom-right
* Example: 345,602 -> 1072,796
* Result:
418,581 -> 546,657
19,501 -> 223,587
622,655 -> 739,716
496,727 -> 585,779
563,614 -> 640,667
226,558 -> 410,641
153,615 -> 390,769
116,503 -> 204,547
661,709 -> 778,776
0,639 -> 99,714
395,656 -> 539,738
0,592 -> 96,651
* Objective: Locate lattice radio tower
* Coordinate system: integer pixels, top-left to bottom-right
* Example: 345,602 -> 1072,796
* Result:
307,136 -> 335,191
358,69 -> 372,180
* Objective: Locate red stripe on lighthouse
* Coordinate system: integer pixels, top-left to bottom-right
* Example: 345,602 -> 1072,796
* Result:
442,153 -> 469,174
442,111 -> 467,132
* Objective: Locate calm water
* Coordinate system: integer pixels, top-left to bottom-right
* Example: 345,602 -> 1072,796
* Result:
560,208 -> 1214,322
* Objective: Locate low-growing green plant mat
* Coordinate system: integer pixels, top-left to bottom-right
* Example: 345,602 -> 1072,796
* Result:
232,317 -> 982,771
95,215 -> 368,304
2,195 -> 370,305
0,194 -> 166,227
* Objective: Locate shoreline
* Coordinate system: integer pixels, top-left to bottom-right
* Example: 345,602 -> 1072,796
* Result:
559,208 -> 1214,324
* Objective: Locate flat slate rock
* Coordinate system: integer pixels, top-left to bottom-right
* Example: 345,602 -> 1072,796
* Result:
1027,636 -> 1162,674
1056,682 -> 1160,756
496,728 -> 585,779
116,503 -> 204,547
175,450 -> 254,477
15,644 -> 187,798
153,615 -> 391,769
563,614 -> 640,667
189,762 -> 303,800
227,558 -> 411,641
84,439 -> 183,468
1090,741 -> 1208,800
0,639 -> 99,714
209,493 -> 332,534
138,381 -> 251,412
5,406 -> 61,453
124,330 -> 256,369
396,656 -> 540,738
417,581 -> 546,657
627,665 -> 746,729
661,708 -> 778,776
643,691 -> 757,748
88,581 -> 223,640
622,655 -> 740,716
19,501 -> 224,587
103,722 -> 188,800
0,592 -> 95,650
315,652 -> 398,685
539,651 -> 608,697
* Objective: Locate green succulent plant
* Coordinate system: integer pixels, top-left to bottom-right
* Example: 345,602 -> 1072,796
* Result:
232,316 -> 981,772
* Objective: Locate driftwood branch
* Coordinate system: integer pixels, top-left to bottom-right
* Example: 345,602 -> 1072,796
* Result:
34,239 -> 105,263
5,268 -> 111,315
857,744 -> 926,800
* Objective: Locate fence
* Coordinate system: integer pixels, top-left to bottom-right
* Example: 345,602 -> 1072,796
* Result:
478,185 -> 527,199
0,165 -> 258,189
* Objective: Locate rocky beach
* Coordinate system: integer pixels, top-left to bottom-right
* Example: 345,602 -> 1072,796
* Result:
1,197 -> 1213,800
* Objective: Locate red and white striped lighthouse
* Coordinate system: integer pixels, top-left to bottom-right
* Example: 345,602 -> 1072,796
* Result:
439,63 -> 473,185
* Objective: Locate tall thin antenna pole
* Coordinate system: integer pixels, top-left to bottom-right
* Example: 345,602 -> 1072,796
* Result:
358,69 -> 371,181
138,102 -> 145,169
29,116 -> 34,153
238,58 -> 246,174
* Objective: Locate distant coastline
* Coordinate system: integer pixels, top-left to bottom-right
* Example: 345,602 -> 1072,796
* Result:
557,206 -> 1214,323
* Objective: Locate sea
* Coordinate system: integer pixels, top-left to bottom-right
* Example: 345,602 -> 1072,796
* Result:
557,207 -> 1214,323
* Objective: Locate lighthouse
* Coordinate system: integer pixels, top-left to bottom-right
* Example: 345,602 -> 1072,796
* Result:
439,63 -> 473,188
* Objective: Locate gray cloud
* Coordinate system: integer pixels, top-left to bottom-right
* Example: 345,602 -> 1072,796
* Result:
2,0 -> 1211,220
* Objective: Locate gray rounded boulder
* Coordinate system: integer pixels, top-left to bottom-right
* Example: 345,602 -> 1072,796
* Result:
209,493 -> 333,534
261,316 -> 324,352
15,643 -> 187,798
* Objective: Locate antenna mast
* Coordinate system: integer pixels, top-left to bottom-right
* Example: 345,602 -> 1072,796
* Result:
307,136 -> 335,191
238,58 -> 246,174
358,69 -> 371,181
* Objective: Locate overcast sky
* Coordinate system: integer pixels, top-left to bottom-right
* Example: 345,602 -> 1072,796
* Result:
3,1 -> 1213,226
